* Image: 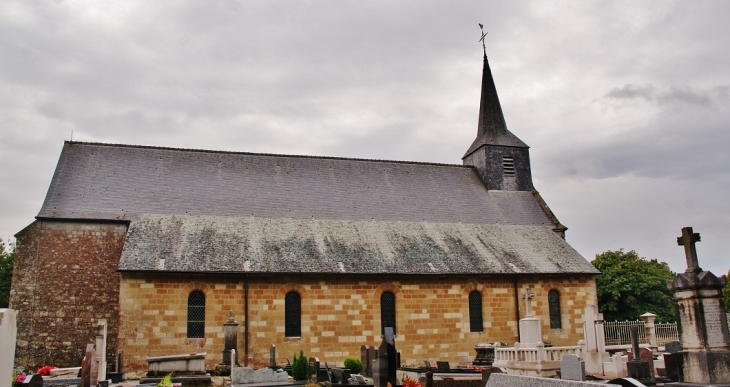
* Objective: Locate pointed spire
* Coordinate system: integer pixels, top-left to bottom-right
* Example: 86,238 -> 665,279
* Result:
463,54 -> 528,159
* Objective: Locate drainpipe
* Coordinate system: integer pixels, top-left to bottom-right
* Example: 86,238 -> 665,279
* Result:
513,278 -> 521,342
244,274 -> 249,366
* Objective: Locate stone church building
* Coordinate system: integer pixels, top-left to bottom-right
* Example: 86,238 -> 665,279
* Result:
11,54 -> 599,373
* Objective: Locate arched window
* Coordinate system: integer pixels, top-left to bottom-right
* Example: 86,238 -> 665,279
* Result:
468,291 -> 483,332
548,290 -> 562,329
380,291 -> 396,334
285,291 -> 301,337
187,291 -> 205,338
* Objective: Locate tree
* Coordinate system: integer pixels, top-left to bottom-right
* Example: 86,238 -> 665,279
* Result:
0,238 -> 14,308
722,270 -> 730,313
592,249 -> 676,322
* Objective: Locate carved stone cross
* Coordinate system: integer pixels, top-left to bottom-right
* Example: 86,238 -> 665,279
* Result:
677,226 -> 702,274
522,288 -> 535,317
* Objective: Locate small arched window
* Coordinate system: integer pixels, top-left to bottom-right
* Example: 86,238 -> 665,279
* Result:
468,291 -> 483,332
285,291 -> 301,337
380,291 -> 396,334
548,290 -> 562,329
187,291 -> 205,338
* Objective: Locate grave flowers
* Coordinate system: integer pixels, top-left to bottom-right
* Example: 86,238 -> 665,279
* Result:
13,372 -> 26,387
402,377 -> 423,387
36,365 -> 57,376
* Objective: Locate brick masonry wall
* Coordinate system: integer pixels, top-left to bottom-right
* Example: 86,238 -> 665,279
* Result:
10,221 -> 127,369
118,273 -> 596,373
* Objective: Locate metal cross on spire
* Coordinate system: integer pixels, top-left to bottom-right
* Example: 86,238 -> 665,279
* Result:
478,23 -> 488,57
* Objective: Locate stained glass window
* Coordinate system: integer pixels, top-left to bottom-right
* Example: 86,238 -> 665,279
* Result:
469,291 -> 483,332
187,291 -> 205,338
285,291 -> 301,337
548,290 -> 562,329
380,291 -> 396,334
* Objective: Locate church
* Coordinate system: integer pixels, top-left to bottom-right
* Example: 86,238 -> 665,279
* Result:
10,53 -> 599,374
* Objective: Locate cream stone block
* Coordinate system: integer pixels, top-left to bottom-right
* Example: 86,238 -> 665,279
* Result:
140,283 -> 154,288
335,305 -> 343,310
322,331 -> 334,337
352,320 -> 361,325
272,300 -> 284,306
164,310 -> 175,315
493,288 -> 508,294
310,337 -> 318,343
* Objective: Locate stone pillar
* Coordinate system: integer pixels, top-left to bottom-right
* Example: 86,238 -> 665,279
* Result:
640,312 -> 657,348
667,227 -> 730,385
0,309 -> 18,387
94,319 -> 107,382
223,311 -> 239,366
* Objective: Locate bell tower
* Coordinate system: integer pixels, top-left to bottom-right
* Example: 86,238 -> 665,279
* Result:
462,49 -> 534,192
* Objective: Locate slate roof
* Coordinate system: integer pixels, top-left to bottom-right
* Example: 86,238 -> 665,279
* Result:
39,141 -> 597,275
38,142 -> 555,226
118,214 -> 598,274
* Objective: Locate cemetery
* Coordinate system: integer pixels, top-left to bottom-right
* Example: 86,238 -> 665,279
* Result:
2,228 -> 729,387
3,21 -> 729,387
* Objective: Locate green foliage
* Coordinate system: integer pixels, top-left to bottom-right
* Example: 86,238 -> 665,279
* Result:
0,239 -> 15,308
344,357 -> 363,374
157,374 -> 173,387
722,270 -> 730,313
292,350 -> 309,381
592,249 -> 676,322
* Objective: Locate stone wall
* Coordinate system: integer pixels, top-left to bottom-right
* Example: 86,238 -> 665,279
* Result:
10,221 -> 127,369
118,273 -> 597,373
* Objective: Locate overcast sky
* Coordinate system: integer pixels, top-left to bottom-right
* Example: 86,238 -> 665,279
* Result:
1,1 -> 728,276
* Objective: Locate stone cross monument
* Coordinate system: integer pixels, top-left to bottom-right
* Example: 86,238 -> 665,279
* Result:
518,288 -> 541,346
666,227 -> 730,386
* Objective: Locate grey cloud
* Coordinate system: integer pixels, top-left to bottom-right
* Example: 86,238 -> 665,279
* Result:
605,84 -> 728,107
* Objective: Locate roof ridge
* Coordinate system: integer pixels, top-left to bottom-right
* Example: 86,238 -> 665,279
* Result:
65,140 -> 466,168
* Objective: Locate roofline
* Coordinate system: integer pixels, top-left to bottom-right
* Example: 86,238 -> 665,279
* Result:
117,269 -> 600,276
64,140 -> 466,169
461,142 -> 531,160
35,217 -> 131,226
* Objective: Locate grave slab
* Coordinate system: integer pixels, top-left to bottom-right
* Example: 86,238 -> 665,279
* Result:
485,373 -> 620,387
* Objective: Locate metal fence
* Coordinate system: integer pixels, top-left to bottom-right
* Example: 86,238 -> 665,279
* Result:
655,322 -> 679,346
604,320 -> 649,346
604,313 -> 730,348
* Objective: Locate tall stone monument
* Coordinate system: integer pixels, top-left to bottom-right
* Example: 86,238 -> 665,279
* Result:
666,227 -> 730,386
519,288 -> 541,346
216,311 -> 239,376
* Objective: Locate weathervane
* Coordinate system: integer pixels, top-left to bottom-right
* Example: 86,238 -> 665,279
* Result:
478,23 -> 488,56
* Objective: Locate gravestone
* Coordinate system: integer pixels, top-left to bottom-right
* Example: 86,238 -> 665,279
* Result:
23,374 -> 44,387
666,227 -> 730,385
360,345 -> 369,376
662,341 -> 682,382
81,344 -> 94,387
626,327 -> 651,382
374,327 -> 397,387
367,347 -> 377,377
561,354 -> 586,381
638,348 -> 655,379
664,341 -> 681,354
309,357 -> 320,382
